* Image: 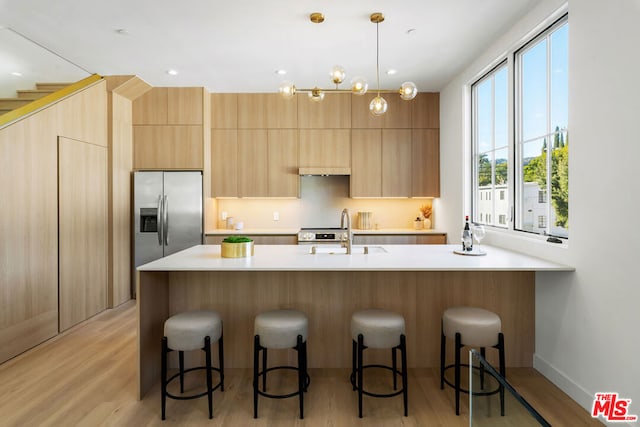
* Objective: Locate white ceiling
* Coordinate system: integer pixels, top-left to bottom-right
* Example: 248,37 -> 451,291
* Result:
0,0 -> 539,94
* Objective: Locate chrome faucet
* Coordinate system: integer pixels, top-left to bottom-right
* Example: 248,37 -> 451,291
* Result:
340,208 -> 352,254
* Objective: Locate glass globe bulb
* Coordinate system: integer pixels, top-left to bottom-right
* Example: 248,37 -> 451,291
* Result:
279,81 -> 296,99
309,88 -> 325,102
330,65 -> 346,85
399,81 -> 418,100
369,95 -> 388,116
351,77 -> 368,95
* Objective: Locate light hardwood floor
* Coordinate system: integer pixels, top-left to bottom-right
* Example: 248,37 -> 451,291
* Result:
0,301 -> 601,426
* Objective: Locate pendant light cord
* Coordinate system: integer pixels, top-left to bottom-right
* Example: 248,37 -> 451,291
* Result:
376,22 -> 380,96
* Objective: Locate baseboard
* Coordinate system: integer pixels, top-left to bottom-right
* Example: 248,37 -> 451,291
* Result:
533,353 -> 636,427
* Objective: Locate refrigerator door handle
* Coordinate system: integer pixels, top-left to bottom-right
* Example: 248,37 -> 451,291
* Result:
163,195 -> 169,246
157,195 -> 163,246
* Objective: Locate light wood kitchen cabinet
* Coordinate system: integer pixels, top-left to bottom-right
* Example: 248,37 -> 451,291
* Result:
351,95 -> 412,129
299,129 -> 351,171
382,129 -> 412,197
205,235 -> 297,245
211,93 -> 238,128
167,88 -> 203,125
58,137 -> 108,332
238,130 -> 268,197
268,130 -> 298,197
132,87 -> 168,125
237,94 -> 297,129
411,92 -> 439,129
133,87 -> 204,125
412,129 -> 440,197
353,233 -> 446,245
211,130 -> 238,197
351,129 -> 382,197
133,125 -> 203,169
350,129 -> 411,197
297,93 -> 351,129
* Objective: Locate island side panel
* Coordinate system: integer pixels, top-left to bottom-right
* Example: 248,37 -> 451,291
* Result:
137,270 -> 169,399
166,270 -> 534,369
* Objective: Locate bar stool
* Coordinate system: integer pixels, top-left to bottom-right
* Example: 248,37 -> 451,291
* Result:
161,310 -> 224,420
440,306 -> 505,416
350,309 -> 408,418
253,309 -> 310,419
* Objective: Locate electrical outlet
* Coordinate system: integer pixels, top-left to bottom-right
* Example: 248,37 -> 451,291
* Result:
273,211 -> 279,221
221,211 -> 228,220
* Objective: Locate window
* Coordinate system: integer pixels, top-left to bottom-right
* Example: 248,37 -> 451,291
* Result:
472,62 -> 508,228
471,13 -> 568,239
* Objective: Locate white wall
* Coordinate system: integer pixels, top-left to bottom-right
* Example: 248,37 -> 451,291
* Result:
440,0 -> 640,421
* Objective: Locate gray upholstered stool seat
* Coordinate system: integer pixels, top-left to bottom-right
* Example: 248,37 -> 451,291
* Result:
254,309 -> 308,349
253,309 -> 309,419
161,310 -> 224,420
440,306 -> 504,416
350,309 -> 408,418
351,308 -> 405,348
165,310 -> 223,351
442,306 -> 501,348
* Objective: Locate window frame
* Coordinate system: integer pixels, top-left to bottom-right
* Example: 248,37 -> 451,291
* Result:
469,11 -> 568,242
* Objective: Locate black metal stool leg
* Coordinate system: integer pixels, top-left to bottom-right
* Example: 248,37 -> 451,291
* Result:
400,334 -> 408,417
253,335 -> 259,419
161,337 -> 168,420
218,331 -> 225,392
357,333 -> 364,418
498,332 -> 506,416
352,340 -> 357,391
297,335 -> 304,419
262,346 -> 268,392
178,350 -> 185,393
455,332 -> 461,416
392,346 -> 398,390
480,347 -> 486,390
440,326 -> 446,390
302,339 -> 309,392
204,336 -> 213,419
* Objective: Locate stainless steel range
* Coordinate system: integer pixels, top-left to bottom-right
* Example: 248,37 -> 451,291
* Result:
297,227 -> 349,245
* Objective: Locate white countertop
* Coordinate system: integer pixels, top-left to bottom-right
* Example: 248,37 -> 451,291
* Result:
205,228 -> 445,235
137,244 -> 574,272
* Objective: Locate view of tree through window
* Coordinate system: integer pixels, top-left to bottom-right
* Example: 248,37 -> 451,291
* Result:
471,14 -> 568,239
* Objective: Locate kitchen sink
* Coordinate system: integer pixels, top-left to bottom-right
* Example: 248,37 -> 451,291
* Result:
307,245 -> 387,255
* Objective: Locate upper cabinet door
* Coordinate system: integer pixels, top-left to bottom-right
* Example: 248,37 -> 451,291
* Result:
412,129 -> 440,197
411,92 -> 439,129
299,129 -> 351,169
211,130 -> 238,197
351,129 -> 382,197
382,129 -> 412,197
132,88 -> 168,125
167,88 -> 203,125
297,93 -> 351,129
238,130 -> 269,197
237,94 -> 297,129
211,94 -> 238,129
268,130 -> 299,197
133,126 -> 203,170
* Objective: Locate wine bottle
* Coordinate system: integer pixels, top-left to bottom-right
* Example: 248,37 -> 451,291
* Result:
462,216 -> 473,252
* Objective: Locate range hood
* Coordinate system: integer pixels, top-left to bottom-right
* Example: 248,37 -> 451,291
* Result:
298,167 -> 351,176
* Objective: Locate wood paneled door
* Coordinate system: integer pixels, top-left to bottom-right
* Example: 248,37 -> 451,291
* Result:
58,137 -> 108,331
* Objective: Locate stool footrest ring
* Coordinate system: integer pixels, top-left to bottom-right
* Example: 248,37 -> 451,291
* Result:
165,366 -> 223,401
350,364 -> 406,398
254,365 -> 311,399
442,363 -> 502,397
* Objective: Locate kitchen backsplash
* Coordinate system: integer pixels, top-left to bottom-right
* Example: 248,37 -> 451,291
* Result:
211,176 -> 437,230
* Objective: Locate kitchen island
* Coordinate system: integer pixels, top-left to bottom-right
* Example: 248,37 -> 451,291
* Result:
136,244 -> 573,399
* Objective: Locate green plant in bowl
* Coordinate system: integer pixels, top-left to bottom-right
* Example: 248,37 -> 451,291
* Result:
222,236 -> 253,243
221,236 -> 254,257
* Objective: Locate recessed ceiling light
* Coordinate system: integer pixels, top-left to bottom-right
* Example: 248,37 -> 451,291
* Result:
275,69 -> 287,75
115,28 -> 129,35
11,71 -> 22,76
407,28 -> 416,35
166,69 -> 179,76
386,69 -> 397,76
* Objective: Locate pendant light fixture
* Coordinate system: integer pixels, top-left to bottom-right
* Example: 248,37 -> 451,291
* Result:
278,12 -> 418,116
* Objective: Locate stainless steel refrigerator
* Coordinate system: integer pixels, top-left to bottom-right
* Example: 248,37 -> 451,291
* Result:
134,171 -> 203,270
